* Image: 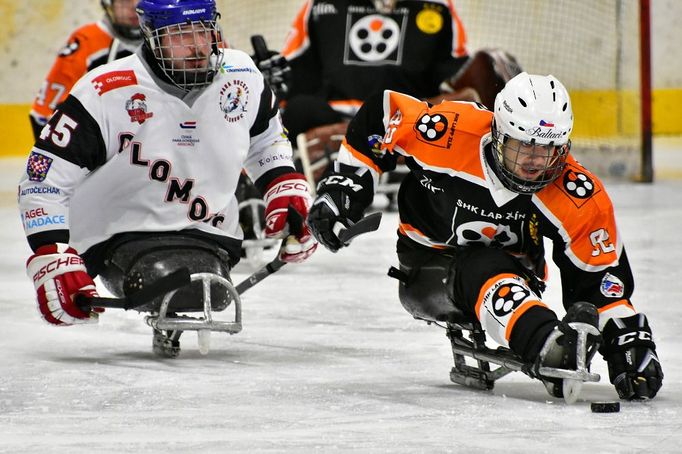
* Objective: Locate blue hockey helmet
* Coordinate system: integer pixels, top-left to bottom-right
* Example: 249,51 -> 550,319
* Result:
136,0 -> 224,90
136,0 -> 218,32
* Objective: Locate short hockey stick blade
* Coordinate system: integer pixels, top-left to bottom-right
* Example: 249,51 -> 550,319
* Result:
335,211 -> 383,245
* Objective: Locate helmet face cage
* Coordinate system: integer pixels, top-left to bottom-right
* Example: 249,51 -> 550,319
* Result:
144,20 -> 223,91
491,121 -> 570,194
137,0 -> 224,91
491,72 -> 573,194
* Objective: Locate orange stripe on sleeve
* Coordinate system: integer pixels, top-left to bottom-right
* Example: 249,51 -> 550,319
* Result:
446,0 -> 468,57
341,138 -> 382,173
598,299 -> 635,314
399,223 -> 448,249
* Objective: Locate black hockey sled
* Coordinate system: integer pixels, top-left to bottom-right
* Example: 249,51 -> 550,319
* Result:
77,213 -> 383,359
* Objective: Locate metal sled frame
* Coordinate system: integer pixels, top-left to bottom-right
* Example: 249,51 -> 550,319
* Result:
238,198 -> 280,262
145,272 -> 242,334
443,319 -> 600,399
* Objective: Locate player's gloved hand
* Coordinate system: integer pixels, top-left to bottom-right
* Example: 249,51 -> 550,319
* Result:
250,35 -> 290,100
257,52 -> 291,100
26,243 -> 102,326
601,313 -> 663,400
263,173 -> 317,263
308,169 -> 374,252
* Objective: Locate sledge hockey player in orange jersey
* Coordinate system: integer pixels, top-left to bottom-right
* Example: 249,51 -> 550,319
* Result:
29,0 -> 143,139
308,72 -> 663,401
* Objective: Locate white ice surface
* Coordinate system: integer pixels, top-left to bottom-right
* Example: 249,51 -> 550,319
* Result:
2,158 -> 681,453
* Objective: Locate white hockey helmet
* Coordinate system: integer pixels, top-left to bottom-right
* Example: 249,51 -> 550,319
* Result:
491,72 -> 573,194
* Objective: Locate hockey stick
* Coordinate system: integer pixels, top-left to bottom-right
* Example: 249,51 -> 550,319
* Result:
235,212 -> 383,295
234,204 -> 305,294
76,267 -> 192,311
335,211 -> 383,244
251,34 -> 269,63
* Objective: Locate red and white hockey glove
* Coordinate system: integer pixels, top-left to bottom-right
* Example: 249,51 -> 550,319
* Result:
26,243 -> 102,326
263,173 -> 318,263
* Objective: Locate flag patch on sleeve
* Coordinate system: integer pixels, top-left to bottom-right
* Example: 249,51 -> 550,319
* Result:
600,273 -> 625,298
92,70 -> 138,96
27,152 -> 54,182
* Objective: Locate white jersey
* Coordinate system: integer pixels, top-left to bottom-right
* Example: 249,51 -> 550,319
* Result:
19,48 -> 294,255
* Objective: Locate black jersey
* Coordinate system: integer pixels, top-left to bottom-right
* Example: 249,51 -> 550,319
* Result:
336,90 -> 638,322
282,0 -> 468,115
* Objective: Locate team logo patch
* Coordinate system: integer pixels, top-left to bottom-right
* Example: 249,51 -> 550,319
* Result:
414,110 -> 459,148
368,134 -> 384,156
600,273 -> 625,298
562,169 -> 595,199
92,70 -> 137,96
416,113 -> 448,141
345,12 -> 404,64
415,8 -> 443,34
529,213 -> 540,246
219,80 -> 250,122
27,152 -> 53,182
491,283 -> 531,317
456,221 -> 518,248
125,93 -> 153,124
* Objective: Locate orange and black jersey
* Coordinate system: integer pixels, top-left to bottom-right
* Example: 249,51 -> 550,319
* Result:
282,0 -> 468,115
337,90 -> 637,319
29,19 -> 140,139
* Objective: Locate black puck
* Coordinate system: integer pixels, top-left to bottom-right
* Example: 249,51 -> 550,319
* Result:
591,401 -> 620,413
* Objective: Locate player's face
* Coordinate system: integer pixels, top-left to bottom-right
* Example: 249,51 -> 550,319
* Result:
502,138 -> 559,182
111,0 -> 139,28
372,0 -> 398,13
159,23 -> 212,71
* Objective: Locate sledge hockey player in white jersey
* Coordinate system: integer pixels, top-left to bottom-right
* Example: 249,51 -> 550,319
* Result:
308,73 -> 663,401
19,0 -> 317,356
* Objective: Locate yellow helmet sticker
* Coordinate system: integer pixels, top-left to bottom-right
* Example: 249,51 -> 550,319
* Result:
416,8 -> 443,34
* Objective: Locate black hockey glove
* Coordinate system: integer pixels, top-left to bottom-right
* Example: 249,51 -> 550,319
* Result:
258,53 -> 291,100
601,313 -> 663,400
307,168 -> 374,252
250,35 -> 290,100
